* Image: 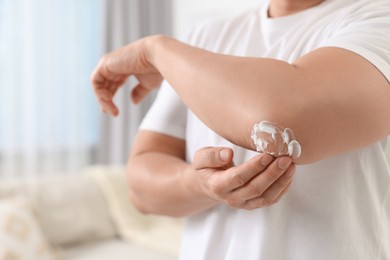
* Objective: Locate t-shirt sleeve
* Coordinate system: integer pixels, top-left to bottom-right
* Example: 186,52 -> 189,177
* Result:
139,80 -> 187,140
320,1 -> 390,83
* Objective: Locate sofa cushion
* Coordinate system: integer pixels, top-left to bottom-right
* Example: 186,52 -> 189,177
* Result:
0,197 -> 59,260
86,166 -> 184,256
61,239 -> 176,260
0,175 -> 117,246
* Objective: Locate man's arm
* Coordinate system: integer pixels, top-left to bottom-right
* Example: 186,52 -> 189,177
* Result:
146,37 -> 390,164
127,131 -> 216,217
92,36 -> 390,164
127,130 -> 295,217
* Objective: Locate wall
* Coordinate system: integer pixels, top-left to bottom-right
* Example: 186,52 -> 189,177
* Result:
172,0 -> 261,37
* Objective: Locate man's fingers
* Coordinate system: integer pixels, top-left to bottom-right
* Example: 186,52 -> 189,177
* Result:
91,65 -> 127,117
131,84 -> 152,104
90,64 -> 105,87
91,57 -> 127,88
95,88 -> 112,101
257,164 -> 295,202
273,179 -> 292,203
99,55 -> 124,82
256,156 -> 292,194
227,153 -> 274,191
193,147 -> 234,170
230,156 -> 292,201
99,99 -> 119,116
91,58 -> 118,88
244,178 -> 293,210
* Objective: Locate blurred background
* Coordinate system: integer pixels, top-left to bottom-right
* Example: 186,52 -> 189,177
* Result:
0,0 -> 260,259
2,1 -> 389,259
0,0 -> 260,179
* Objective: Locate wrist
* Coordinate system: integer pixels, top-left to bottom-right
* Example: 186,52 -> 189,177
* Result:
181,164 -> 203,197
181,164 -> 219,207
144,34 -> 170,69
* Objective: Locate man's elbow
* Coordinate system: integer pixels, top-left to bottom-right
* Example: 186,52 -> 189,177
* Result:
126,160 -> 151,215
128,188 -> 151,215
245,97 -> 309,162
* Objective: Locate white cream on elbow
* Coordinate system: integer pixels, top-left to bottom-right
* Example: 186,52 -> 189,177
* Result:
251,121 -> 302,160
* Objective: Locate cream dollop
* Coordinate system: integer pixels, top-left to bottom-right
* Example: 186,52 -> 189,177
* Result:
251,121 -> 301,159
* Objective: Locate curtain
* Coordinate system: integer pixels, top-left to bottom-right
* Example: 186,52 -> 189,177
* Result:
0,0 -> 172,178
97,0 -> 172,165
0,0 -> 102,178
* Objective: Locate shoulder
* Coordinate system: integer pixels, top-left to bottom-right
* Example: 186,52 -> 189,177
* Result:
336,0 -> 390,24
321,0 -> 390,82
325,0 -> 390,46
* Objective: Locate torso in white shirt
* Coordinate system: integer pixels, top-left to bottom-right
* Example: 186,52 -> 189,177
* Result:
140,0 -> 390,259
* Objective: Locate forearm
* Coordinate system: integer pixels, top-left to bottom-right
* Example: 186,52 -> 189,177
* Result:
127,152 -> 218,217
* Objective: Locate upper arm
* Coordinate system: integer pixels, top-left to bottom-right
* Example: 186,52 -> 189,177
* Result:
283,47 -> 390,164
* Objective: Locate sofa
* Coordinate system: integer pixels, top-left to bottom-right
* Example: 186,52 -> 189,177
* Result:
0,166 -> 183,260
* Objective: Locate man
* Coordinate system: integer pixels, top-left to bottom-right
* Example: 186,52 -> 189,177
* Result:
91,0 -> 390,259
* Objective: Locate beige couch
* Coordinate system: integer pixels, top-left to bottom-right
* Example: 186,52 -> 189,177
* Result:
0,166 -> 183,260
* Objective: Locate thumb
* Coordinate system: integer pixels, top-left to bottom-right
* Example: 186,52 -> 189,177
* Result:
193,147 -> 234,170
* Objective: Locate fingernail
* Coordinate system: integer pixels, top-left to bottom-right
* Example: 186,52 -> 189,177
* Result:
278,157 -> 292,170
219,149 -> 230,162
261,154 -> 273,166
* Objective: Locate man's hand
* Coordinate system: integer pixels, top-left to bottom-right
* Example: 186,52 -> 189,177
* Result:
191,147 -> 295,210
90,36 -> 163,116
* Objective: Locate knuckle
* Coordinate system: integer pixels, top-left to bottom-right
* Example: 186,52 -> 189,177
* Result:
246,184 -> 261,198
263,197 -> 275,206
193,149 -> 203,161
245,198 -> 272,210
274,196 -> 282,203
245,204 -> 258,211
209,182 -> 224,196
101,53 -> 110,61
97,56 -> 107,68
280,177 -> 292,188
248,159 -> 265,173
90,75 -> 96,85
265,167 -> 283,182
226,198 -> 242,209
262,185 -> 287,204
202,149 -> 216,163
244,202 -> 258,211
193,148 -> 207,167
194,147 -> 213,163
273,176 -> 292,192
260,197 -> 272,206
270,182 -> 285,195
230,173 -> 245,187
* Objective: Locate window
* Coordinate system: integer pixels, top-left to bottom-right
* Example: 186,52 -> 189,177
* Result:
0,0 -> 103,177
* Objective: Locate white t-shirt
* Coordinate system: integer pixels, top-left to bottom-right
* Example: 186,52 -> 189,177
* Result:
140,0 -> 390,259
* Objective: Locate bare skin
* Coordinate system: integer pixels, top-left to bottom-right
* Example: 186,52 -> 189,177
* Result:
92,37 -> 390,164
268,0 -> 324,17
128,131 -> 295,217
91,0 -> 390,215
